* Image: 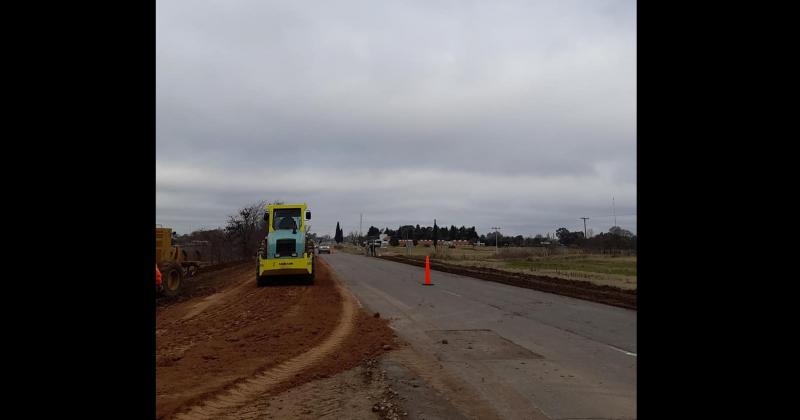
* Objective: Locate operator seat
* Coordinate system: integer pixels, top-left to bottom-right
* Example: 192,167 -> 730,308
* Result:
278,217 -> 298,230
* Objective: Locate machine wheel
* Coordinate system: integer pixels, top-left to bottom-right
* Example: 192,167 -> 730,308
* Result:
160,262 -> 183,297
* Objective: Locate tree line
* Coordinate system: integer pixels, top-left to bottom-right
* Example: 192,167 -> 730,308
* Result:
478,226 -> 636,250
328,223 -> 480,246
329,222 -> 635,251
171,201 -> 636,263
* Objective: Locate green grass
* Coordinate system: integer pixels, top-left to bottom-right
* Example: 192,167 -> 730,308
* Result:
505,256 -> 636,277
383,245 -> 636,290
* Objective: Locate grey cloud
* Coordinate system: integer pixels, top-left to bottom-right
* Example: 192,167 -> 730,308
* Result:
157,0 -> 636,236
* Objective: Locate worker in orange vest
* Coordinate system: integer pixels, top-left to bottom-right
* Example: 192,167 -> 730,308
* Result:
156,264 -> 162,290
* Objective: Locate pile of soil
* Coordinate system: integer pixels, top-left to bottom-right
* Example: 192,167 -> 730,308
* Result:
378,255 -> 636,310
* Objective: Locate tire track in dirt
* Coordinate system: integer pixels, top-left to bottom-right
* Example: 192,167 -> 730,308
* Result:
227,360 -> 387,420
157,265 -> 303,366
156,263 -> 337,419
180,274 -> 253,321
171,274 -> 359,419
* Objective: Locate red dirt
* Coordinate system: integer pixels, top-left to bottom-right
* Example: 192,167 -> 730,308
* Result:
156,259 -> 396,419
155,260 -> 251,307
379,255 -> 637,310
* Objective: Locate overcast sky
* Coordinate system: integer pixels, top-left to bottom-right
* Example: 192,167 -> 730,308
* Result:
157,0 -> 636,238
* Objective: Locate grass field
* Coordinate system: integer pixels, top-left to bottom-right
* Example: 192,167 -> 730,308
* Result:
380,245 -> 637,290
505,256 -> 636,277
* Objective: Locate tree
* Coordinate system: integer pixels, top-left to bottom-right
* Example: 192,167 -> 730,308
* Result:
582,231 -> 636,252
367,226 -> 380,238
486,231 -> 501,247
432,220 -> 439,247
467,226 -> 478,241
609,226 -> 634,238
179,228 -> 232,264
396,225 -> 413,244
556,227 -> 585,247
225,201 -> 267,259
556,227 -> 570,244
335,222 -> 343,244
346,230 -> 361,246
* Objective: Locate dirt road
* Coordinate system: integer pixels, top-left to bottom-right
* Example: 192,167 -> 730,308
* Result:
156,259 -> 395,419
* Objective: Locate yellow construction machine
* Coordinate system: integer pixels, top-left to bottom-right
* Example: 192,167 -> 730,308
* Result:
156,226 -> 202,296
256,203 -> 315,285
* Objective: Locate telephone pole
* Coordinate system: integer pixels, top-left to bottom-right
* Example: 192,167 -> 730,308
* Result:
359,213 -> 363,239
580,217 -> 589,238
491,227 -> 502,253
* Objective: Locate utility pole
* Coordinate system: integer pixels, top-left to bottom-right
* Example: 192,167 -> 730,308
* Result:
359,213 -> 363,242
491,227 -> 502,253
613,196 -> 617,227
580,217 -> 589,238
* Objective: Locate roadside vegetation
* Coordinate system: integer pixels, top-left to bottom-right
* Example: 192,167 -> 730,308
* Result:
168,202 -> 636,291
380,245 -> 636,290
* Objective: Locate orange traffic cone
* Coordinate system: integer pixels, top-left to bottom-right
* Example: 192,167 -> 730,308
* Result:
423,255 -> 433,286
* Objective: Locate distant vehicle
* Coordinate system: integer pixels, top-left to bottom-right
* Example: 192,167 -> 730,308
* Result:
318,244 -> 331,254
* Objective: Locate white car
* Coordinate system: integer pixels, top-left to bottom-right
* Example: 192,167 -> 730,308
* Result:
318,245 -> 331,254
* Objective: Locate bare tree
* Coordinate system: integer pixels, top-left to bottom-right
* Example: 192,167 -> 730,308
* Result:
346,230 -> 361,246
225,201 -> 268,259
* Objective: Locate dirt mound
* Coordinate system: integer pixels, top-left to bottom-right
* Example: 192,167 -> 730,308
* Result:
156,258 -> 395,419
379,255 -> 636,310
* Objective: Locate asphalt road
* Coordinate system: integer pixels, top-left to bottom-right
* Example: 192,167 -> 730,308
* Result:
322,252 -> 636,420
